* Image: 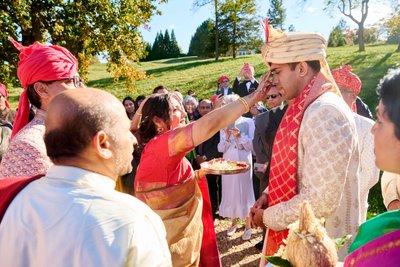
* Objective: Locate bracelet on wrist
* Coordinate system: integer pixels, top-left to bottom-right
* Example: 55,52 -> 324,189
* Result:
135,112 -> 142,116
238,97 -> 250,113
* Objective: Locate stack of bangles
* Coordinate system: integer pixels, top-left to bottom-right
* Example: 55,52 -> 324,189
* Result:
238,97 -> 250,113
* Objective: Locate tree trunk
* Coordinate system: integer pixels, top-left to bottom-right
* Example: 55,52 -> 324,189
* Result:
30,1 -> 46,43
232,20 -> 236,58
214,0 -> 219,61
358,23 -> 365,52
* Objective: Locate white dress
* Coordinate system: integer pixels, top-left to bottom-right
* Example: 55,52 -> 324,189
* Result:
218,116 -> 255,220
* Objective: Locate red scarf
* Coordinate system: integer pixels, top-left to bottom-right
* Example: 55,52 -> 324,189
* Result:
0,175 -> 43,223
265,73 -> 332,256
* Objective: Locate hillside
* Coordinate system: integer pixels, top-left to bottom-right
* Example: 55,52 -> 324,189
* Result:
7,44 -> 400,114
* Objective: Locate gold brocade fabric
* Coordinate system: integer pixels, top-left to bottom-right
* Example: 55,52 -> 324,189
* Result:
136,178 -> 203,267
114,177 -> 123,192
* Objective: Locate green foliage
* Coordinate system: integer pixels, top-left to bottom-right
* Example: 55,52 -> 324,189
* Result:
188,19 -> 215,57
323,0 -> 371,51
384,13 -> 400,50
367,172 -> 386,219
267,0 -> 286,30
335,234 -> 352,250
353,27 -> 379,44
328,26 -> 346,47
218,0 -> 261,58
0,0 -> 164,89
264,256 -> 292,267
170,30 -> 181,57
147,29 -> 181,60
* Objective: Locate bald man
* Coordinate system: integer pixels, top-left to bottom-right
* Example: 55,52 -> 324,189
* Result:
0,88 -> 172,266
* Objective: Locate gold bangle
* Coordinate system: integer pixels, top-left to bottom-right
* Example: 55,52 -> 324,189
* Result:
238,97 -> 250,113
135,112 -> 142,116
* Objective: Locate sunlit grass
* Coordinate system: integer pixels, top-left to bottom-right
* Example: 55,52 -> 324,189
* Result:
7,44 -> 400,115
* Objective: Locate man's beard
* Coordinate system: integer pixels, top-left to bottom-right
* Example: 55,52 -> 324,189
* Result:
114,149 -> 133,177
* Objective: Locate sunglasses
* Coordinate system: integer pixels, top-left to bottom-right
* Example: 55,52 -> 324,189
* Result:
220,80 -> 229,83
266,93 -> 281,100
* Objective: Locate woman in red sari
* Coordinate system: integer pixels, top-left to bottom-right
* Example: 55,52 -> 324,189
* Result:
134,86 -> 267,267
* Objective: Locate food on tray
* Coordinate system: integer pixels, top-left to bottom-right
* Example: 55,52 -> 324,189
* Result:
200,158 -> 250,174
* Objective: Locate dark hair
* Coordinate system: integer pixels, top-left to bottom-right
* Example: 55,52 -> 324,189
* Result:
122,96 -> 136,118
45,98 -> 117,163
288,60 -> 321,72
135,95 -> 145,105
152,85 -> 168,94
377,68 -> 400,140
138,93 -> 173,145
123,96 -> 135,105
27,84 -> 42,109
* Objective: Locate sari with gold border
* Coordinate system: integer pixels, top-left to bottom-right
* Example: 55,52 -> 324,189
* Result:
135,124 -> 221,267
344,210 -> 400,267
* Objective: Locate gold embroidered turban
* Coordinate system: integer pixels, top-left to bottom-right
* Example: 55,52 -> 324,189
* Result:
261,27 -> 327,65
261,20 -> 339,93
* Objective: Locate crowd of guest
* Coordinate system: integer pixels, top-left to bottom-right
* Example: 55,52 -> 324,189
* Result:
0,21 -> 399,267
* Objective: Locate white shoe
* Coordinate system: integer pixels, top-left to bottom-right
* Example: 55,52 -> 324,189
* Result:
227,224 -> 237,236
242,228 -> 252,240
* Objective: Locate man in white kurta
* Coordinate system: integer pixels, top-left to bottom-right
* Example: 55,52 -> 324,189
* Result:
332,65 -> 379,223
0,88 -> 172,267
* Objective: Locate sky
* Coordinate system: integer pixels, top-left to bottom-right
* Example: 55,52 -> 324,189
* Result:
140,0 -> 394,54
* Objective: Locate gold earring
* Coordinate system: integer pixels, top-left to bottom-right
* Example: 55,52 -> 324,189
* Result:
157,127 -> 164,134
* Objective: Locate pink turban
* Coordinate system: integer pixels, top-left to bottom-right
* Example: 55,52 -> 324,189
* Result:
9,37 -> 78,138
0,83 -> 10,108
331,65 -> 362,95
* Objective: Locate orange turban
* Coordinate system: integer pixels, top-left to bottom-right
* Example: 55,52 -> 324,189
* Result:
331,65 -> 362,95
9,38 -> 78,138
0,83 -> 10,108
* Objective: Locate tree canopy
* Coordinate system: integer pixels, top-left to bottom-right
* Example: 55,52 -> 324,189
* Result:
146,29 -> 181,60
188,19 -> 215,57
384,12 -> 400,51
267,0 -> 286,30
218,0 -> 261,58
0,0 -> 165,89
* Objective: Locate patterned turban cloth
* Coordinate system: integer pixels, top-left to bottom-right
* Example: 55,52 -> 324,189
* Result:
0,83 -> 10,108
331,65 -> 362,95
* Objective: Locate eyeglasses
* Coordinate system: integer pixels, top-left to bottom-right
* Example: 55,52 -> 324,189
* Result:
221,80 -> 229,83
266,94 -> 281,100
65,76 -> 84,88
39,75 -> 84,88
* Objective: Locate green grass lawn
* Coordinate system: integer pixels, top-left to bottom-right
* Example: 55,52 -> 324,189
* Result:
7,44 -> 400,114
